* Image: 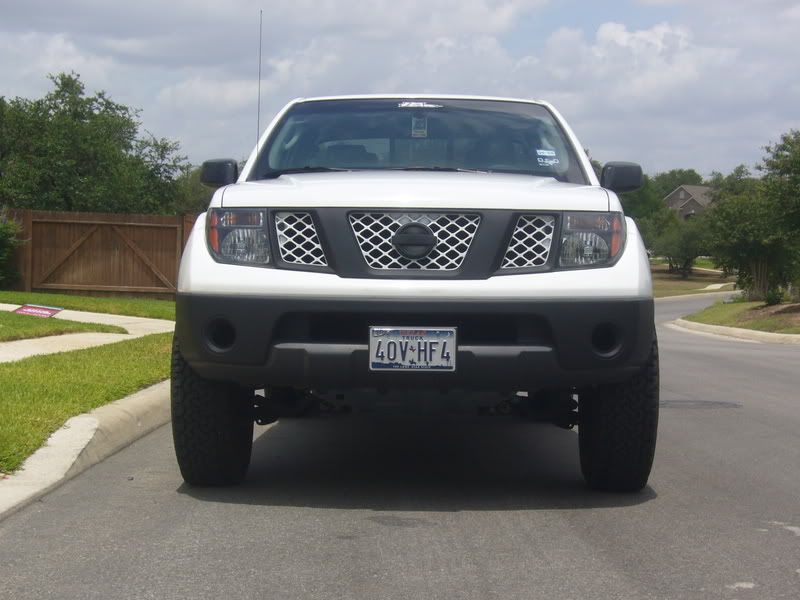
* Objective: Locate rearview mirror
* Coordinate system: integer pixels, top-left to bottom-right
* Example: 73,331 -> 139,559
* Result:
600,162 -> 643,194
201,159 -> 239,187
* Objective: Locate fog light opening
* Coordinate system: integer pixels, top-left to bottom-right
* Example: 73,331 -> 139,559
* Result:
205,318 -> 236,352
591,323 -> 622,358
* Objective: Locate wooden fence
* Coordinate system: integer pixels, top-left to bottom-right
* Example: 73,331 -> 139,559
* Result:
10,209 -> 198,297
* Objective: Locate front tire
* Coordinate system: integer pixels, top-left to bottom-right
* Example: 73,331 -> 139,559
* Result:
579,340 -> 659,492
171,337 -> 254,486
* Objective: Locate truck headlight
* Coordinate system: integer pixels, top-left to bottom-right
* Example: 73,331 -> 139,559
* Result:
559,212 -> 624,268
207,209 -> 270,265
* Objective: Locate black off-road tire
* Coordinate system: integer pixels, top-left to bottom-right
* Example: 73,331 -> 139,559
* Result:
171,337 -> 254,486
579,340 -> 659,492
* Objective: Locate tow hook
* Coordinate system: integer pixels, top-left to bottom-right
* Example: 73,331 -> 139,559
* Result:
252,397 -> 279,425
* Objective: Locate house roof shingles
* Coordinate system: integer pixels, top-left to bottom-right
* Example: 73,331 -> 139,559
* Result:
675,185 -> 713,208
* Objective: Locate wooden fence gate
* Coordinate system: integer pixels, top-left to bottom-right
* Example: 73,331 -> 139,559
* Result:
11,210 -> 197,297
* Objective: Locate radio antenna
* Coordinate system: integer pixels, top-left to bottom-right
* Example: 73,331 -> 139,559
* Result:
256,9 -> 263,149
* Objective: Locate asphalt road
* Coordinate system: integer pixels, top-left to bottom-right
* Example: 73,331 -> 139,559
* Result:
1,295 -> 799,599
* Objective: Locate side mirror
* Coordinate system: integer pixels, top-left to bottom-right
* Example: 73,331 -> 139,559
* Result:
600,162 -> 643,194
200,159 -> 239,187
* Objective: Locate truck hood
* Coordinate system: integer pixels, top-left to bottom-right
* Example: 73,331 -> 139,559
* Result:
219,171 -> 610,212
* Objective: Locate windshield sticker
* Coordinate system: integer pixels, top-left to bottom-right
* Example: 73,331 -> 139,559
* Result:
411,116 -> 428,138
399,101 -> 443,109
536,149 -> 556,157
537,157 -> 560,166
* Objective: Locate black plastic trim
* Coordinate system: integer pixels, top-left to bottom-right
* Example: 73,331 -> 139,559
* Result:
176,294 -> 655,390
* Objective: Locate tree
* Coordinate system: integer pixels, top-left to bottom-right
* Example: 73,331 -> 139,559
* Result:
173,165 -> 215,215
653,216 -> 709,277
710,159 -> 800,300
759,130 -> 800,231
618,174 -> 661,220
638,206 -> 679,251
0,73 -> 188,214
0,207 -> 21,288
707,164 -> 759,201
707,189 -> 797,301
649,168 -> 704,199
705,158 -> 799,302
618,169 -> 704,250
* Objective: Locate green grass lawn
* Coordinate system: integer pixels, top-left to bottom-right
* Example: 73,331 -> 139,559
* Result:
0,332 -> 173,474
693,257 -> 719,270
0,311 -> 126,342
685,300 -> 800,334
0,291 -> 175,320
651,264 -> 735,298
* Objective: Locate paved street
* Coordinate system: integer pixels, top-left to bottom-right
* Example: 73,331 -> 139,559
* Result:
1,295 -> 798,599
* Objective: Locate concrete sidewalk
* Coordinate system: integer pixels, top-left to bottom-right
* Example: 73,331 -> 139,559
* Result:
0,303 -> 174,363
0,303 -> 175,521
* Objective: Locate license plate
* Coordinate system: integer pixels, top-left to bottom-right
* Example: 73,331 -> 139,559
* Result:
369,327 -> 456,372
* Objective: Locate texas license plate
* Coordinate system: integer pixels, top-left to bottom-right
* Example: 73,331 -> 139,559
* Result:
369,327 -> 456,371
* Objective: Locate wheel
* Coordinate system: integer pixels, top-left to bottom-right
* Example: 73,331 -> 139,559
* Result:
578,339 -> 659,492
171,336 -> 254,486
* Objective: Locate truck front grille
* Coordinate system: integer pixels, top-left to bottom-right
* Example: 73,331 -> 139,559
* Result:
501,215 -> 555,269
274,212 -> 328,267
349,212 -> 480,270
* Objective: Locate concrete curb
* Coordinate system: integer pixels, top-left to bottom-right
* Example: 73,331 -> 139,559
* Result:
0,380 -> 170,522
672,318 -> 800,345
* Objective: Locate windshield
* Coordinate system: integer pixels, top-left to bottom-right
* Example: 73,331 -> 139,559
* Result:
250,98 -> 588,184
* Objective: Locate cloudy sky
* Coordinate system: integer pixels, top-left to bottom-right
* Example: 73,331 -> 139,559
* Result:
2,0 -> 798,175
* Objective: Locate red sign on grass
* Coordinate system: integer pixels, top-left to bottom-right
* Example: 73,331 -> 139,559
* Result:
13,304 -> 63,318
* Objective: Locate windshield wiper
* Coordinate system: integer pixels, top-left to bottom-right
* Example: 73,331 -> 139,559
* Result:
261,166 -> 351,179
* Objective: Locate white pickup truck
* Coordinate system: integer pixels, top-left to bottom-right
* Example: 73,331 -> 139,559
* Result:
172,95 -> 658,492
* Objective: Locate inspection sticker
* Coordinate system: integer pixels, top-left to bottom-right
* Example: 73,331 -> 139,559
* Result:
411,116 -> 428,138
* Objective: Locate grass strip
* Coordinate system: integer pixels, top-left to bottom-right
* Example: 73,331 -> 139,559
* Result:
0,311 -> 126,342
0,291 -> 175,321
651,265 -> 735,298
693,257 -> 718,270
0,332 -> 172,474
685,300 -> 800,335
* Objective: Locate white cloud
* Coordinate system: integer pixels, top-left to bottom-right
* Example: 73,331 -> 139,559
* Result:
1,0 -> 798,174
0,32 -> 114,96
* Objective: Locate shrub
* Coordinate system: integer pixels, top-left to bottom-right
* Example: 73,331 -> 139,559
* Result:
0,208 -> 22,288
764,288 -> 784,306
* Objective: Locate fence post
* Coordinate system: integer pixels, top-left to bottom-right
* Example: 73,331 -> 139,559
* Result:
22,210 -> 33,292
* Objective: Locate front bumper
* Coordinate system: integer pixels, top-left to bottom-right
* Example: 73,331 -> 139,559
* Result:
176,295 -> 655,391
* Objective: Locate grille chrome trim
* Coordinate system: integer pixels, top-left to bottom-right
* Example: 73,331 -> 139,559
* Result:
501,215 -> 555,269
349,212 -> 481,270
274,212 -> 328,266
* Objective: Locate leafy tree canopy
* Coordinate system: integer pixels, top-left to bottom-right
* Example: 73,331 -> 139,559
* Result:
652,215 -> 709,277
759,129 -> 800,229
0,73 -> 198,214
705,142 -> 800,301
648,168 -> 703,200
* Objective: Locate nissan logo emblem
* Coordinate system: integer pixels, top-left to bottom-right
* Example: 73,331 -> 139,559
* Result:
392,223 -> 437,260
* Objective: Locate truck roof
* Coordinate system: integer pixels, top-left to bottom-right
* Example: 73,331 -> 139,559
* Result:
291,94 -> 548,106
